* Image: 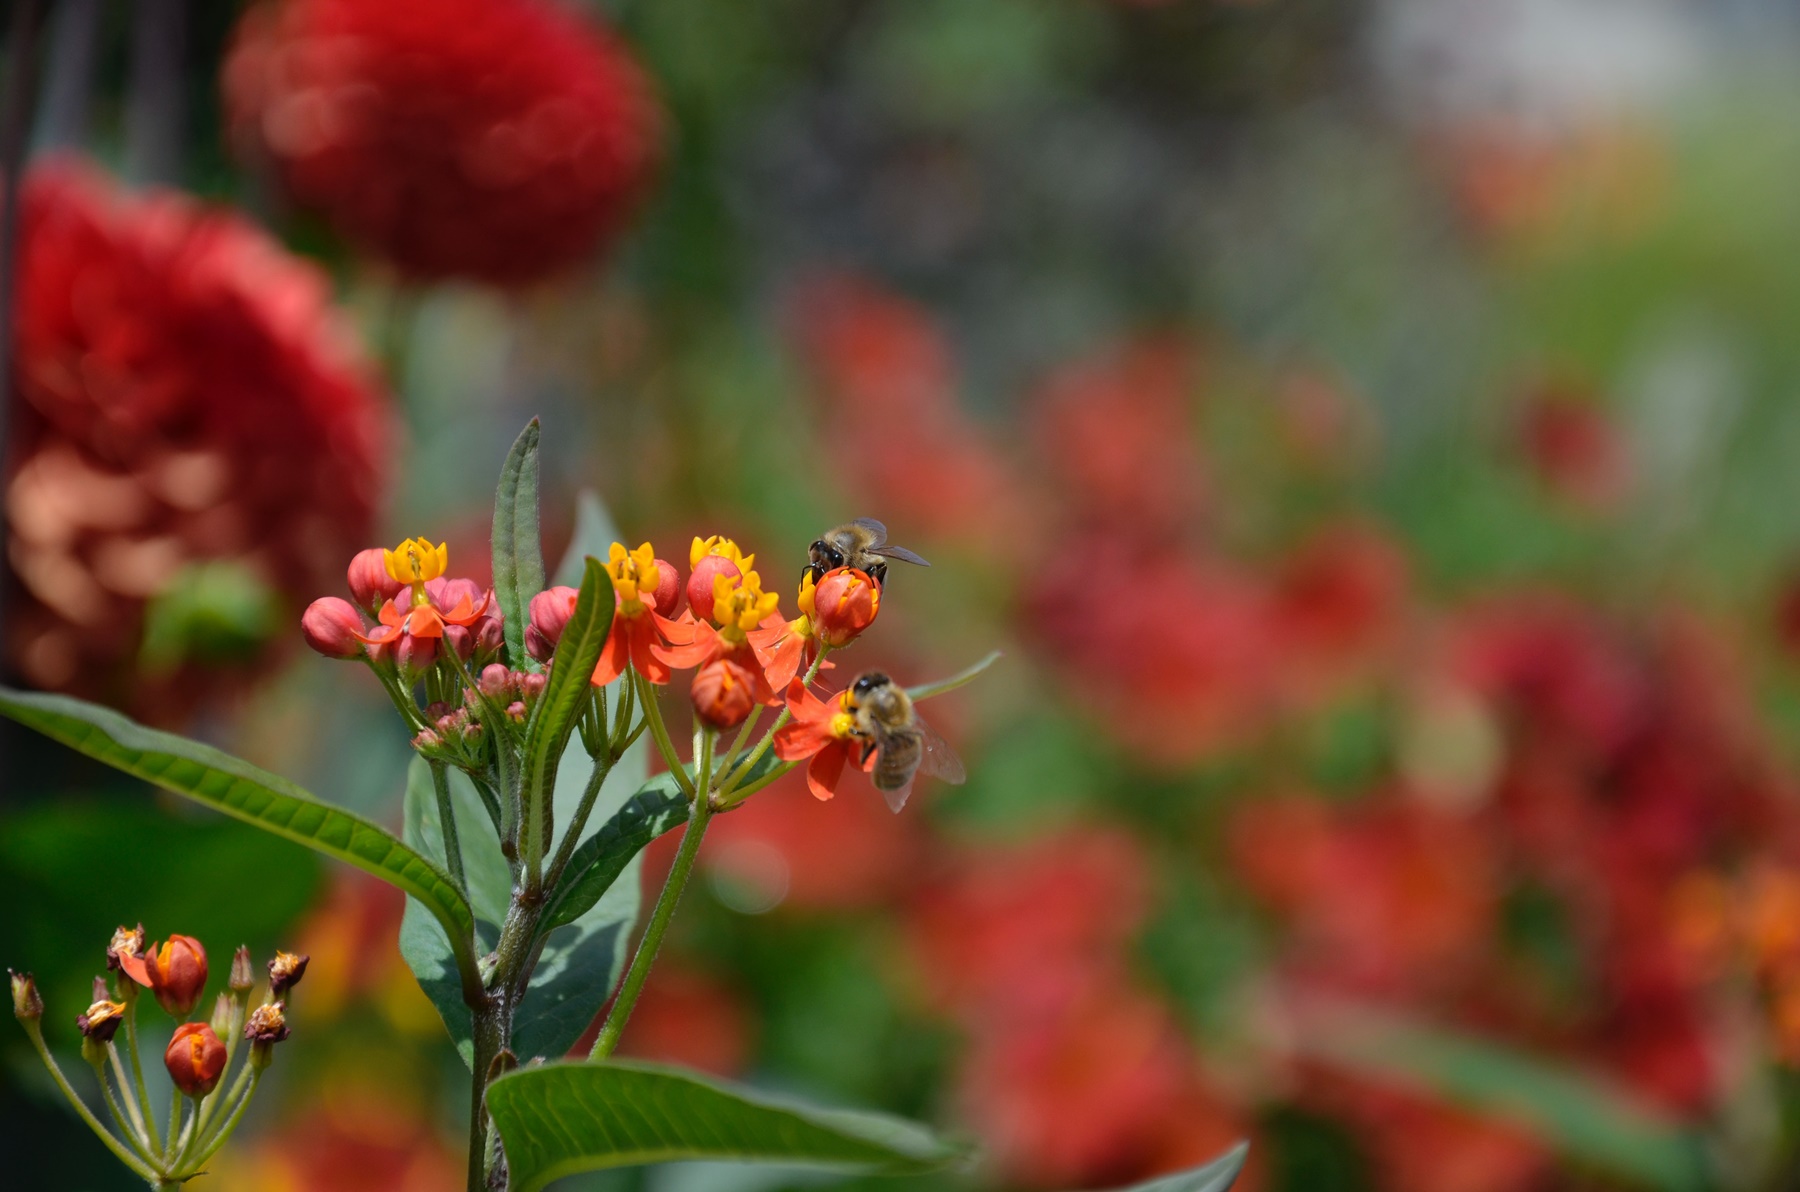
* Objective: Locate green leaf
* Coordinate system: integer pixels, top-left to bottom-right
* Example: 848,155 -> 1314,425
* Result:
906,650 -> 1002,703
0,686 -> 483,1001
554,490 -> 623,588
399,759 -> 510,1065
520,557 -> 614,867
538,784 -> 687,936
493,418 -> 547,668
486,1060 -> 965,1192
1293,999 -> 1708,1192
1103,1143 -> 1248,1191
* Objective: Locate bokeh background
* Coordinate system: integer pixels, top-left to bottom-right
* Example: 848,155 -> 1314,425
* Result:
9,0 -> 1800,1189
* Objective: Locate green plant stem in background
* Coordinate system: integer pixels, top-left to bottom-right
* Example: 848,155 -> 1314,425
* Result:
105,1043 -> 151,1152
188,1070 -> 262,1171
545,750 -> 615,890
120,988 -> 159,1156
589,789 -> 714,1061
432,760 -> 468,893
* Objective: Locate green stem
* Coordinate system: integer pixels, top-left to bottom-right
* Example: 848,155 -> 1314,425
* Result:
635,670 -> 693,797
188,1069 -> 262,1171
165,1088 -> 180,1156
105,1043 -> 150,1150
192,1044 -> 254,1154
432,760 -> 468,894
21,1023 -> 156,1180
589,792 -> 713,1060
121,988 -> 160,1158
545,750 -> 614,891
716,759 -> 799,810
97,1060 -> 159,1170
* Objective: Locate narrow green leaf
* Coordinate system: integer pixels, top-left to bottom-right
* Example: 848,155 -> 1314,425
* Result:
906,650 -> 1002,703
539,746 -> 784,937
1101,1143 -> 1248,1191
1294,999 -> 1708,1192
538,785 -> 687,936
520,558 -> 613,866
0,687 -> 481,1000
487,1060 -> 965,1192
493,418 -> 547,668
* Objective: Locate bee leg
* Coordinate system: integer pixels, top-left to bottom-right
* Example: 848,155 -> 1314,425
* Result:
868,561 -> 887,585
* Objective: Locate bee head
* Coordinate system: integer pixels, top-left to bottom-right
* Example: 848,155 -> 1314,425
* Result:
852,671 -> 891,696
809,539 -> 845,570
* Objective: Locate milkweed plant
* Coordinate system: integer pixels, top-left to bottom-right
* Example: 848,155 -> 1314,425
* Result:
5,422 -> 1247,1192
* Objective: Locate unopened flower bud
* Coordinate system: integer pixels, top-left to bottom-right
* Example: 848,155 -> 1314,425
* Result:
651,558 -> 681,616
125,935 -> 208,1018
526,586 -> 579,662
11,971 -> 42,1021
397,632 -> 439,674
165,1023 -> 227,1096
811,568 -> 880,647
688,556 -> 742,624
229,946 -> 255,994
520,673 -> 547,702
506,701 -> 527,721
268,951 -> 309,998
77,999 -> 126,1044
474,614 -> 506,662
106,924 -> 146,973
302,597 -> 367,660
347,548 -> 404,614
478,664 -> 512,699
209,992 -> 234,1037
691,659 -> 757,731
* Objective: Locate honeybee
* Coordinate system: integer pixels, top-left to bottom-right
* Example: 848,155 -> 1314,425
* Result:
843,671 -> 966,813
805,519 -> 930,586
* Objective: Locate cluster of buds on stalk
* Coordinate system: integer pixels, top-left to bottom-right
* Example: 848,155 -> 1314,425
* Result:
10,930 -> 306,1187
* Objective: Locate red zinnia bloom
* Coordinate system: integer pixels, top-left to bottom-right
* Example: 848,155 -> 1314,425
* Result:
4,160 -> 387,714
223,0 -> 662,288
772,679 -> 874,801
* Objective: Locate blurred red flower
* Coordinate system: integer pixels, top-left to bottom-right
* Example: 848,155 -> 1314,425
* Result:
207,1082 -> 461,1191
224,0 -> 661,287
703,766 -> 928,912
1030,336 -> 1209,537
1023,539 -> 1277,765
957,987 -> 1253,1191
1270,520 -> 1409,702
614,958 -> 755,1077
907,827 -> 1150,1024
1517,381 -> 1631,512
5,160 -> 387,714
786,272 -> 1028,556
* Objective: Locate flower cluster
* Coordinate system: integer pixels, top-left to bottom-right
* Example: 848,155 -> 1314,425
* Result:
4,159 -> 388,715
223,0 -> 662,287
11,931 -> 304,1186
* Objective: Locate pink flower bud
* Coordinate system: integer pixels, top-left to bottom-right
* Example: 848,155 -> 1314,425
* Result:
301,598 -> 366,659
651,558 -> 682,616
347,548 -> 403,614
520,673 -> 547,702
479,664 -> 512,698
474,613 -> 505,661
687,556 -> 741,624
398,633 -> 438,674
527,586 -> 580,662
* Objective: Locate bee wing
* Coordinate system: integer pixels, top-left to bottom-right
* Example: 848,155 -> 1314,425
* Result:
911,713 -> 966,785
850,517 -> 889,546
880,776 -> 916,815
869,543 -> 931,567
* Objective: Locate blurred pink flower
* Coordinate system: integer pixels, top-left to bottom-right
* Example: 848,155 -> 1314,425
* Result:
1518,381 -> 1631,511
224,0 -> 662,287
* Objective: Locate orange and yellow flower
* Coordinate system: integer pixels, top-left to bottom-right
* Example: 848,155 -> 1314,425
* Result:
593,542 -> 677,685
773,679 -> 875,801
688,536 -> 754,624
659,566 -> 782,701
